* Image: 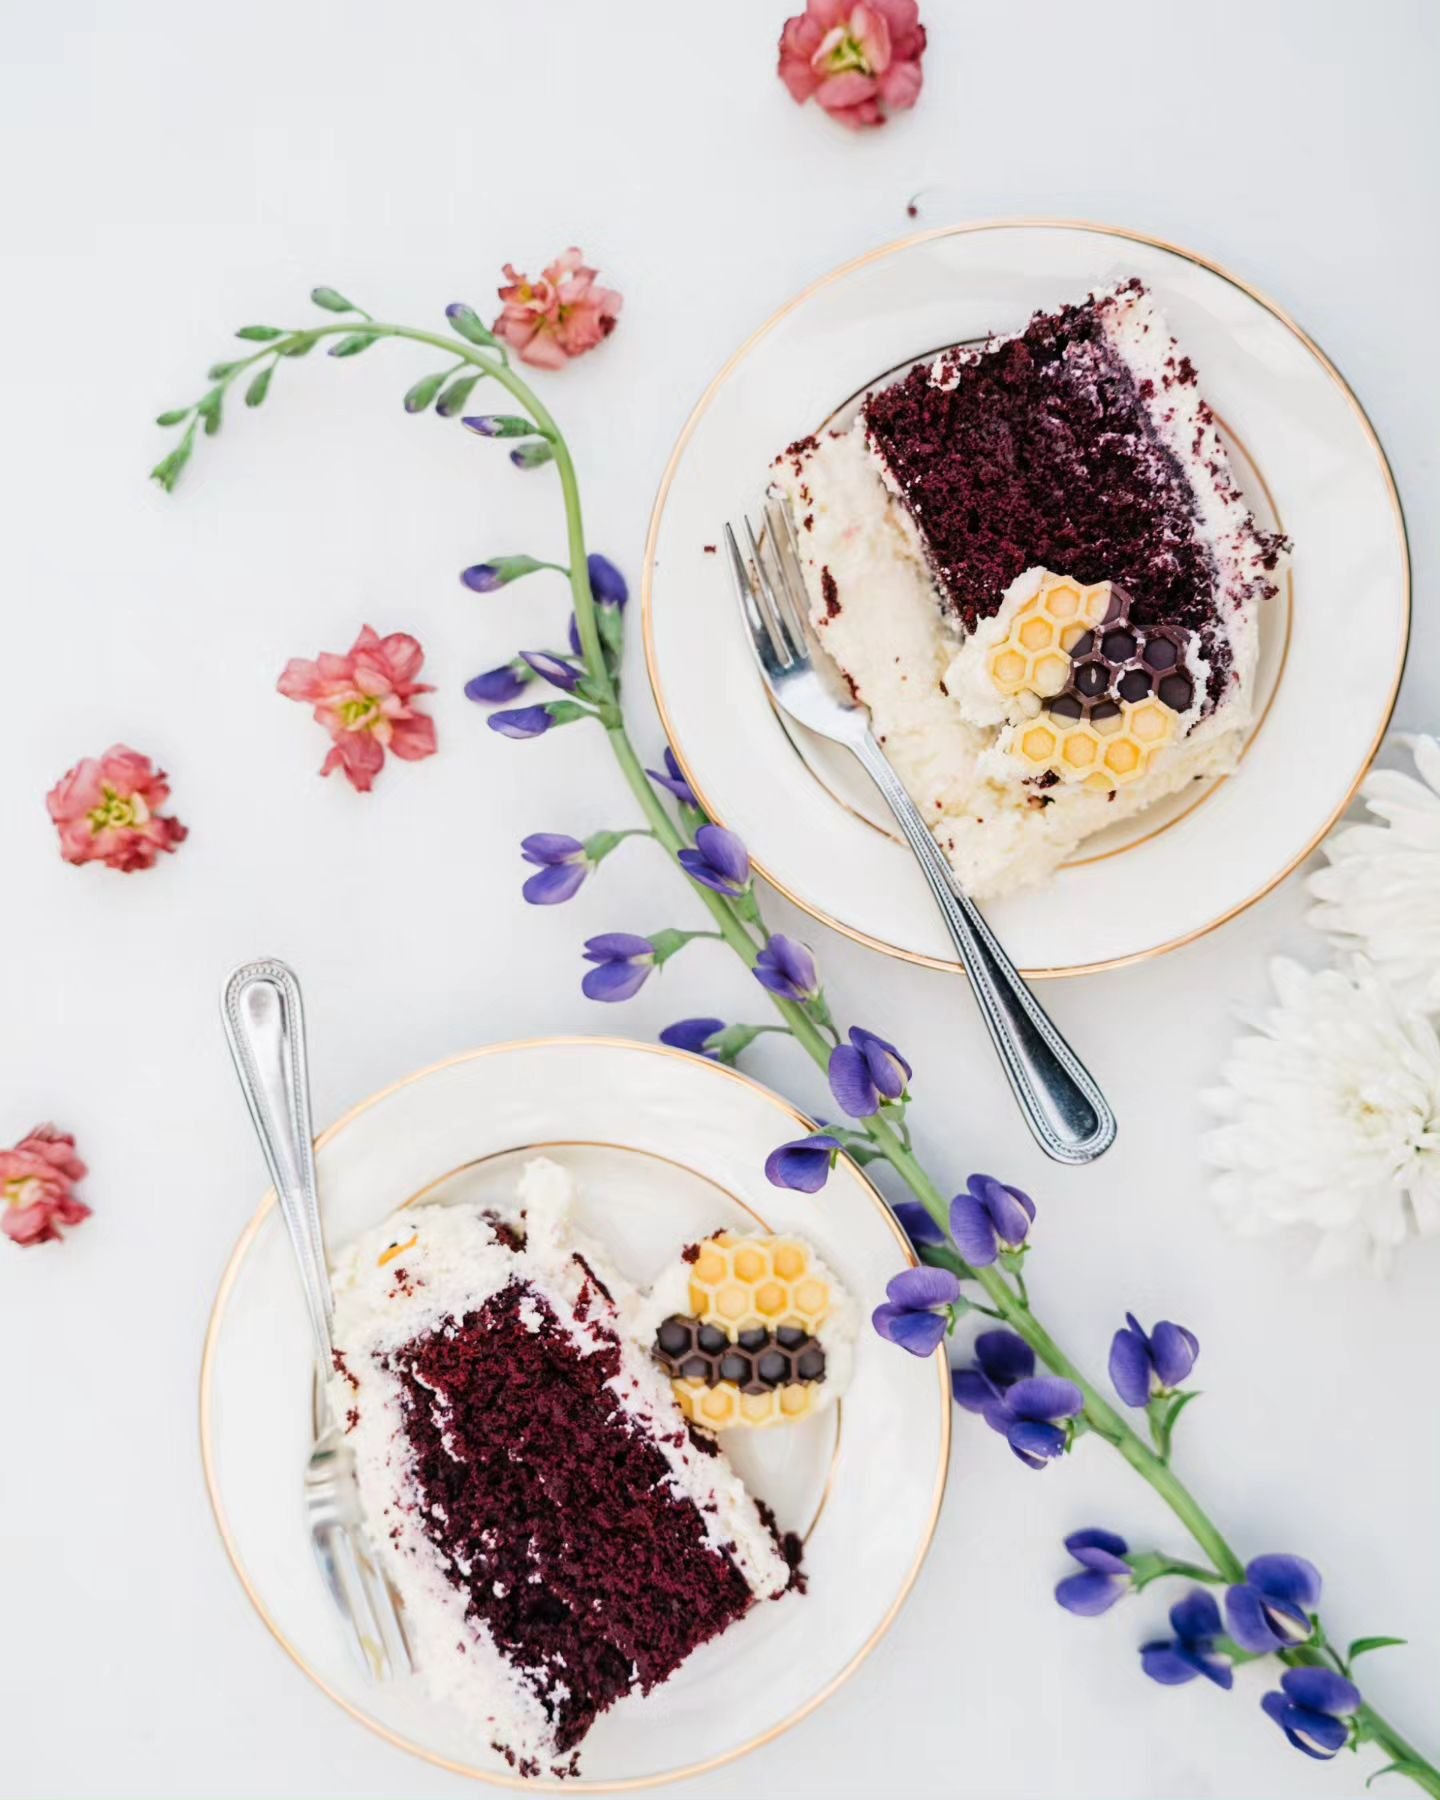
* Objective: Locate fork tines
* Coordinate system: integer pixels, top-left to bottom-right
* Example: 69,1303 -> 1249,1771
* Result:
725,504 -> 814,671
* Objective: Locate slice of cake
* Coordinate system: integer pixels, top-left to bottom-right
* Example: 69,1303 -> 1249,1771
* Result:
329,1159 -> 797,1777
771,279 -> 1287,898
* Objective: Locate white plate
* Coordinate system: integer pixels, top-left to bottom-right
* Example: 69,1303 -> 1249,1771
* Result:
201,1037 -> 949,1791
642,220 -> 1410,977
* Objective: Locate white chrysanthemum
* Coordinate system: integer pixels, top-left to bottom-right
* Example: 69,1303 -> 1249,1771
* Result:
1308,734 -> 1440,1009
1202,957 -> 1440,1273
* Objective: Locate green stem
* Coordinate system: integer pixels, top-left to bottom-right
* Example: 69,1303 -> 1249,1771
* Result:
166,311 -> 1440,1800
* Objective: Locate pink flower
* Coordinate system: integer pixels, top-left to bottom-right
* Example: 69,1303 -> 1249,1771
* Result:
492,247 -> 622,370
277,624 -> 438,793
46,744 -> 188,873
778,0 -> 927,130
1,1124 -> 91,1248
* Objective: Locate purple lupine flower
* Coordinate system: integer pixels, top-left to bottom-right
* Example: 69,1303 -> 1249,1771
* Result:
829,1027 -> 911,1117
1224,1554 -> 1321,1652
1140,1590 -> 1234,1690
647,747 -> 699,809
464,662 -> 530,705
520,650 -> 584,693
660,1017 -> 725,1058
587,554 -> 628,607
892,1200 -> 945,1248
753,934 -> 819,1001
952,1329 -> 1082,1468
872,1267 -> 961,1358
1109,1313 -> 1200,1407
678,824 -> 750,896
1055,1529 -> 1133,1616
949,1173 -> 1035,1266
764,1131 -> 841,1193
488,705 -> 555,740
581,933 -> 656,1002
520,834 -> 589,905
1261,1668 -> 1361,1761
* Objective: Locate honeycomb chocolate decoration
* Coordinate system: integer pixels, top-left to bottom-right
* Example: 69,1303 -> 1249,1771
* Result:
646,1232 -> 850,1431
989,572 -> 1199,794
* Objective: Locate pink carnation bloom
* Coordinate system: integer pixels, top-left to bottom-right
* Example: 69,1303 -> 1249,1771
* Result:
1,1124 -> 91,1248
47,744 -> 188,872
778,0 -> 927,129
492,247 -> 622,370
278,624 -> 438,793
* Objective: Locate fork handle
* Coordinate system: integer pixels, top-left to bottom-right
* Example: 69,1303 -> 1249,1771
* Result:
221,959 -> 337,1368
853,734 -> 1117,1165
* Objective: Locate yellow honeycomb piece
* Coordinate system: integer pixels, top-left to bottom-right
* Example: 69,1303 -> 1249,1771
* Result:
1008,696 -> 1180,794
687,1232 -> 833,1337
672,1379 -> 825,1433
986,571 -> 1112,701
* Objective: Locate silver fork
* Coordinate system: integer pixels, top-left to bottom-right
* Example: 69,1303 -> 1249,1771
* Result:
221,958 -> 411,1680
726,507 -> 1117,1165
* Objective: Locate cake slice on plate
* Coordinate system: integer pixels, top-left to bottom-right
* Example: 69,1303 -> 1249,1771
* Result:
329,1158 -> 798,1778
771,279 -> 1287,898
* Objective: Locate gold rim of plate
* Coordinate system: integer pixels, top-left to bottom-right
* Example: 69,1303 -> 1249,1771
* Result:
198,1035 -> 951,1793
640,217 -> 1412,979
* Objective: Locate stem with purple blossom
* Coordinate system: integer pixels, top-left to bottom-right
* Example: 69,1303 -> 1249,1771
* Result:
154,294 -> 1439,1797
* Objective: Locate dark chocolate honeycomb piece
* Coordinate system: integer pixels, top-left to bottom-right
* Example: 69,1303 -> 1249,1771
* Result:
1047,584 -> 1197,725
652,1315 -> 827,1393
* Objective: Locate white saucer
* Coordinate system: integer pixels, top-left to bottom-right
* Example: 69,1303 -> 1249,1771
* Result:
642,221 -> 1410,977
200,1036 -> 949,1790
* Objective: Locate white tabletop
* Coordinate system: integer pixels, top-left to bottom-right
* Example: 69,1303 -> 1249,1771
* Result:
2,2 -> 1436,1796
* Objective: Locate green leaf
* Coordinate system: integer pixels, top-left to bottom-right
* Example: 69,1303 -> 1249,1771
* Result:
206,360 -> 241,380
1348,1636 -> 1407,1661
245,365 -> 274,408
328,332 -> 379,358
154,407 -> 191,427
149,420 -> 197,492
280,332 -> 319,358
1366,1763 -> 1429,1791
435,372 -> 484,417
235,325 -> 285,340
195,386 -> 224,437
445,302 -> 500,348
1162,1389 -> 1203,1433
403,370 -> 450,414
311,286 -> 360,314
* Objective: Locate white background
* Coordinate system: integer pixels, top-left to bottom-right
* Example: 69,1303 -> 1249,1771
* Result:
2,2 -> 1437,1797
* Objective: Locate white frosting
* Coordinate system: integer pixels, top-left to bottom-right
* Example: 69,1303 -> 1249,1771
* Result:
770,283 -> 1278,899
328,1158 -> 792,1771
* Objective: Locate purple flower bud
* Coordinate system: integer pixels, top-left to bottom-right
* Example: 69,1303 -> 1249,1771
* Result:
1140,1590 -> 1234,1689
892,1201 -> 946,1249
1261,1668 -> 1360,1760
461,414 -> 536,438
460,555 -> 546,594
464,663 -> 530,705
520,833 -> 589,905
948,1173 -> 1036,1267
659,1017 -> 726,1059
487,705 -> 554,740
678,824 -> 751,897
587,553 -> 629,608
1225,1555 -> 1322,1653
872,1266 -> 962,1358
520,650 -> 584,693
647,747 -> 699,810
1055,1529 -> 1133,1617
753,934 -> 819,1001
1109,1313 -> 1200,1407
510,441 -> 555,470
581,933 -> 657,1003
828,1027 -> 911,1118
763,1131 -> 841,1194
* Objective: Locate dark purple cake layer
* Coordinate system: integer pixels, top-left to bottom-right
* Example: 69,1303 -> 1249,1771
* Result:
388,1280 -> 758,1756
862,280 -> 1282,705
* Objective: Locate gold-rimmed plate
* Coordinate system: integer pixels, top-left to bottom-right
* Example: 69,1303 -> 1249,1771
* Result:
642,220 -> 1410,978
200,1036 -> 949,1791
